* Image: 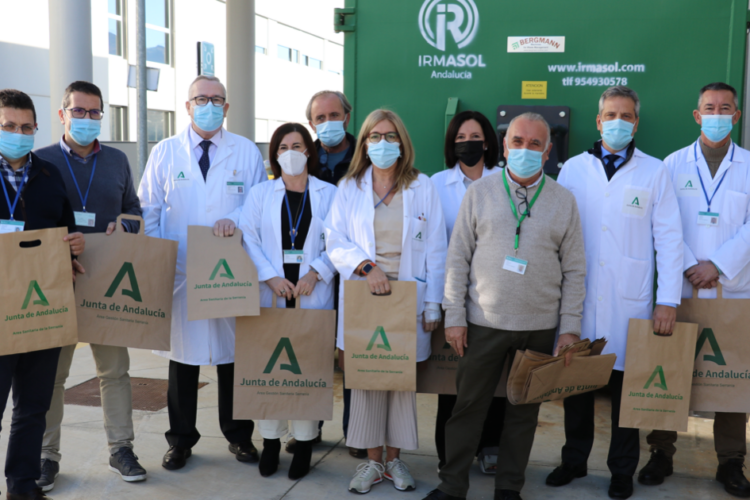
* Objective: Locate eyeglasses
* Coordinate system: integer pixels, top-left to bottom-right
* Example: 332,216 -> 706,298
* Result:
0,123 -> 37,135
367,132 -> 400,144
191,96 -> 226,107
64,108 -> 104,120
516,186 -> 531,218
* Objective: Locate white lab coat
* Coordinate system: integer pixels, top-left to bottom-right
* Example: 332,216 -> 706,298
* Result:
431,164 -> 500,240
138,125 -> 267,366
665,140 -> 750,299
325,168 -> 447,362
238,175 -> 337,309
557,147 -> 683,371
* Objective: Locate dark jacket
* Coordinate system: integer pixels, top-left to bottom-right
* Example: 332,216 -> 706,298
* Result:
314,132 -> 356,186
0,152 -> 76,233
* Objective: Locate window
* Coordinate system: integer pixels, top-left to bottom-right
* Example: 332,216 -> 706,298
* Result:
146,0 -> 171,65
305,56 -> 322,70
147,110 -> 174,142
255,46 -> 266,55
107,0 -> 125,56
109,106 -> 128,141
277,45 -> 299,63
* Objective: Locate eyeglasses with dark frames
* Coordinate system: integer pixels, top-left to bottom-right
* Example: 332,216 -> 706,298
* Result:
516,186 -> 531,218
0,123 -> 38,135
367,132 -> 400,144
191,96 -> 226,107
64,108 -> 104,120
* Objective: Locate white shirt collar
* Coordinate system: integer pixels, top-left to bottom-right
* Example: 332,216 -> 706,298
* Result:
188,125 -> 223,150
505,167 -> 542,188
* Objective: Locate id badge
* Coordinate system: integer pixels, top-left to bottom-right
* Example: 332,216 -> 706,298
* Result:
697,211 -> 720,227
74,211 -> 96,228
0,220 -> 24,233
283,250 -> 305,264
227,181 -> 244,195
503,255 -> 528,275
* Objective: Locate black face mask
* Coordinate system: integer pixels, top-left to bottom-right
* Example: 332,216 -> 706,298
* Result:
454,140 -> 485,167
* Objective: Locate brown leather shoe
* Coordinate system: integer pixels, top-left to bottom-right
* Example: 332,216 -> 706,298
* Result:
7,487 -> 50,499
349,447 -> 368,459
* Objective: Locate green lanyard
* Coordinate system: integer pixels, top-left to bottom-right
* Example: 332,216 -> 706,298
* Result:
502,171 -> 546,251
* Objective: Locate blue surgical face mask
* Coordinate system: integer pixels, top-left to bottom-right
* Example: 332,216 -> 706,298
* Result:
701,114 -> 734,143
316,119 -> 346,147
192,103 -> 225,132
367,140 -> 401,169
507,148 -> 544,178
68,117 -> 101,146
601,119 -> 635,151
0,130 -> 34,161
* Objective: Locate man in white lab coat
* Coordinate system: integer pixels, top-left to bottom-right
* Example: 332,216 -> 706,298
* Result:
138,75 -> 267,471
551,86 -> 684,500
639,82 -> 750,499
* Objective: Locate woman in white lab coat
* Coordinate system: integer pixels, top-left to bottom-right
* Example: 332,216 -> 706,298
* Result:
430,110 -> 504,473
325,109 -> 447,494
239,123 -> 337,480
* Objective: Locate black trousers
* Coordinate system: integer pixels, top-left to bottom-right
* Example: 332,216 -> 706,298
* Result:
0,347 -> 61,494
165,360 -> 254,449
436,394 -> 505,465
561,369 -> 640,476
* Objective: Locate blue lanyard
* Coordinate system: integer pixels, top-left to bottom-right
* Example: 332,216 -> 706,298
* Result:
374,183 -> 397,210
61,146 -> 97,212
284,180 -> 309,249
1,169 -> 27,221
695,141 -> 734,212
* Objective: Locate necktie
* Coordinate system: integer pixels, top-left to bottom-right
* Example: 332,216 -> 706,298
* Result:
603,154 -> 618,181
199,140 -> 212,181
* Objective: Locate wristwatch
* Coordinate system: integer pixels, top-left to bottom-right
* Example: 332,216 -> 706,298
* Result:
361,262 -> 376,276
310,266 -> 323,281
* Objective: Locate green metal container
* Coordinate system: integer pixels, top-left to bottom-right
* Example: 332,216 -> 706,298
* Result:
335,0 -> 748,175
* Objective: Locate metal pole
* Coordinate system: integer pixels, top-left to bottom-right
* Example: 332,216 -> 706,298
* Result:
226,0 -> 255,141
48,0 -> 93,141
136,0 -> 148,177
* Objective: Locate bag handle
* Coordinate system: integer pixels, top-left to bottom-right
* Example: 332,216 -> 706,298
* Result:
116,214 -> 146,235
370,290 -> 392,296
691,283 -> 724,299
270,296 -> 303,309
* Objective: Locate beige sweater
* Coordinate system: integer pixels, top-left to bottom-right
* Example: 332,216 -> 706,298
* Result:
443,169 -> 586,335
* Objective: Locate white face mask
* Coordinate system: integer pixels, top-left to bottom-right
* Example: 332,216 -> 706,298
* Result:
278,149 -> 307,176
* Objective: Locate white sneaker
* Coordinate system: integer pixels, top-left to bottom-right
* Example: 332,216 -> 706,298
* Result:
348,460 -> 384,494
385,458 -> 416,491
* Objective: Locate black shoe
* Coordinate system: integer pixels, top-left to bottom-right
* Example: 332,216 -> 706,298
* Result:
285,432 -> 322,454
288,439 -> 313,480
109,447 -> 147,482
162,446 -> 191,471
717,459 -> 750,498
7,488 -> 50,500
637,450 -> 673,486
349,447 -> 368,459
546,462 -> 587,487
421,489 -> 465,500
36,459 -> 59,492
495,490 -> 522,500
608,474 -> 634,499
259,438 -> 281,478
229,442 -> 259,463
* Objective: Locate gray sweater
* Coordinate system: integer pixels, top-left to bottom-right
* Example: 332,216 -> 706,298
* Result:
34,142 -> 142,234
443,169 -> 586,335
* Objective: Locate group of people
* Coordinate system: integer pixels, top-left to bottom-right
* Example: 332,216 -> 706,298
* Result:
0,74 -> 748,500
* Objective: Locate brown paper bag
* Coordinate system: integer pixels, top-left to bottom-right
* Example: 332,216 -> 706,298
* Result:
619,319 -> 698,432
233,301 -> 335,420
417,322 -> 507,397
677,286 -> 750,412
344,281 -> 417,392
0,227 -> 78,354
186,226 -> 260,321
74,215 -> 177,350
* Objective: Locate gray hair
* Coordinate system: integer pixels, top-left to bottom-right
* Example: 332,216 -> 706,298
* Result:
305,90 -> 352,122
188,75 -> 226,100
507,112 -> 551,149
698,82 -> 738,109
599,85 -> 640,117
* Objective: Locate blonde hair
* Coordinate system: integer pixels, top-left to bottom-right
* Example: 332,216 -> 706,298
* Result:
345,109 -> 419,190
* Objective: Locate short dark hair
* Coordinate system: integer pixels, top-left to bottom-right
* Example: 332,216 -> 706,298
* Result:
268,123 -> 320,178
0,89 -> 37,123
444,110 -> 499,169
62,81 -> 103,110
699,82 -> 738,108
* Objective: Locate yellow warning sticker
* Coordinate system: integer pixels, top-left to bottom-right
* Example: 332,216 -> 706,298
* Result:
522,81 -> 547,99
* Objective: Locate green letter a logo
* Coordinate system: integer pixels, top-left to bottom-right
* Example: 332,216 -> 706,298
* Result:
263,337 -> 302,374
209,259 -> 234,280
21,280 -> 49,309
644,365 -> 668,390
366,326 -> 392,351
685,180 -> 693,188
694,328 -> 727,366
105,262 -> 143,302
631,197 -> 640,206
177,171 -> 185,179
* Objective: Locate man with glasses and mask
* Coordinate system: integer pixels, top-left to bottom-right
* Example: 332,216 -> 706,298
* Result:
307,90 -> 355,186
550,86 -> 683,500
139,75 -> 266,472
34,81 -> 144,491
424,112 -> 586,500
